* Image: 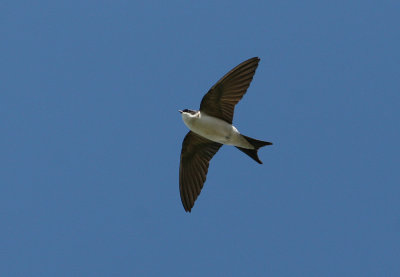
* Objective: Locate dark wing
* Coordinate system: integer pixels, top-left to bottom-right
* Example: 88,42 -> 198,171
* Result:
199,57 -> 260,124
179,131 -> 222,212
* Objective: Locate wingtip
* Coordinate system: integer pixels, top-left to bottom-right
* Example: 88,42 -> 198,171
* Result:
243,57 -> 260,64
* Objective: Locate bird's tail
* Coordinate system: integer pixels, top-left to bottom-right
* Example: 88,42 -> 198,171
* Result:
235,135 -> 272,164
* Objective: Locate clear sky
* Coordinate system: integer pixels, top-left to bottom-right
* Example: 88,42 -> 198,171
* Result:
1,1 -> 399,276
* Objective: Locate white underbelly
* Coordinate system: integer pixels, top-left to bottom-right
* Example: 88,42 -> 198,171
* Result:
183,113 -> 253,148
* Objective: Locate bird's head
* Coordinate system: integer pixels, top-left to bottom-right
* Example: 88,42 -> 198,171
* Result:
179,109 -> 200,120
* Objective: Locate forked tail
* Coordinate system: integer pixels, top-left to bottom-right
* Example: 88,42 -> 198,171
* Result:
235,135 -> 272,164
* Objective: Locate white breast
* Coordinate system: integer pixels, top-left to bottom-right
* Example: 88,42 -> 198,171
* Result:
182,112 -> 253,148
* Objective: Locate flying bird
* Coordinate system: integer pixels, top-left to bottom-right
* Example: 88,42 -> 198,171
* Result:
179,57 -> 272,212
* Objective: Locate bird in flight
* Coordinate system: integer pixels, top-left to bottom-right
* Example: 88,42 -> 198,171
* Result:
179,57 -> 272,212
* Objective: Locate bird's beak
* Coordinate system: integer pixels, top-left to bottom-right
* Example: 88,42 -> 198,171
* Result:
178,110 -> 183,114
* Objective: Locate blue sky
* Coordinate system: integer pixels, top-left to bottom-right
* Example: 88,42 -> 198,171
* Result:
1,1 -> 399,276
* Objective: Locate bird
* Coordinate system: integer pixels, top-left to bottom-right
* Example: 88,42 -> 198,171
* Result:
179,57 -> 272,212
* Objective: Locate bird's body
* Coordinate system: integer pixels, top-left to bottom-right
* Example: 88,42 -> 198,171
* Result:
178,57 -> 273,212
181,111 -> 253,149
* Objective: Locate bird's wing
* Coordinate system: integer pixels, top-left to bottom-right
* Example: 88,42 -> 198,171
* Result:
199,57 -> 260,124
179,131 -> 222,212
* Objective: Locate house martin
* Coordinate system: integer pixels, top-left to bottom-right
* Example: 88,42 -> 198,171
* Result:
179,57 -> 272,212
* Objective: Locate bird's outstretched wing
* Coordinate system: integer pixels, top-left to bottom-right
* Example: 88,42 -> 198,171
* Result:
179,131 -> 222,212
199,57 -> 260,124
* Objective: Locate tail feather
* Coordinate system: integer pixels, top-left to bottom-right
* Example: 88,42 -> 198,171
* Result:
236,135 -> 272,164
242,135 -> 272,149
